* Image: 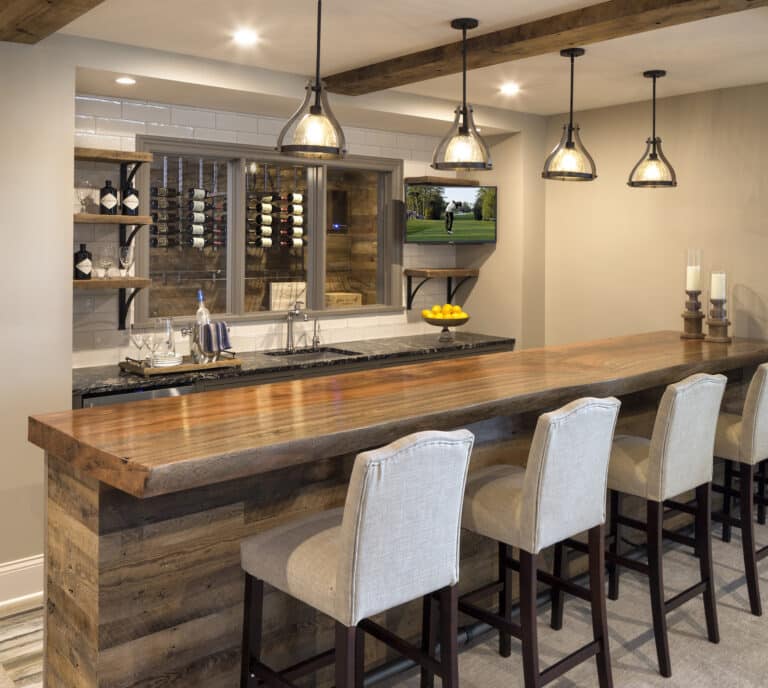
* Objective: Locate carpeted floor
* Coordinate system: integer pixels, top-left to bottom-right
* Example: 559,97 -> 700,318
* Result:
1,527 -> 766,687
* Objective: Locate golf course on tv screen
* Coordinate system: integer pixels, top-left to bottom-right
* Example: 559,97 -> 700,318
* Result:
405,184 -> 497,244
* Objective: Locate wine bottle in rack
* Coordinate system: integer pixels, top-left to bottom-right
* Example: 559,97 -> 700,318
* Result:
150,186 -> 178,197
275,192 -> 303,203
247,225 -> 272,237
247,213 -> 273,225
280,226 -> 303,237
247,237 -> 273,248
151,235 -> 181,248
74,243 -> 93,280
184,212 -> 208,225
99,180 -> 118,215
280,237 -> 305,248
247,201 -> 273,213
185,224 -> 206,236
151,211 -> 179,224
151,197 -> 179,210
283,203 -> 303,214
188,200 -> 213,213
188,188 -> 207,200
150,224 -> 174,235
121,185 -> 140,216
282,215 -> 303,227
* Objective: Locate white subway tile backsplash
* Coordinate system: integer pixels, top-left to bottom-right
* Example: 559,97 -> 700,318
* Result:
379,146 -> 412,161
146,122 -> 194,138
347,143 -> 382,157
75,115 -> 96,133
120,137 -> 137,151
75,132 -> 122,150
75,96 -> 122,119
258,117 -> 286,136
215,111 -> 260,133
171,107 -> 216,128
364,130 -> 398,148
235,131 -> 276,147
95,117 -> 146,136
194,127 -> 237,143
122,101 -> 171,124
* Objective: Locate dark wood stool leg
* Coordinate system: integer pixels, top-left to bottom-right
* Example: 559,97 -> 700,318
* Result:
739,463 -> 763,617
695,483 -> 721,639
758,461 -> 767,526
550,542 -> 565,630
588,525 -> 613,688
608,490 -> 621,601
499,543 -> 513,656
647,500 -> 672,677
336,623 -> 359,688
722,459 -> 733,542
355,627 -> 365,688
439,585 -> 459,688
420,593 -> 436,688
520,550 -> 540,688
241,574 -> 263,688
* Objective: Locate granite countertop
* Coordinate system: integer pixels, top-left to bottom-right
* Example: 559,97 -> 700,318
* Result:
73,332 -> 515,397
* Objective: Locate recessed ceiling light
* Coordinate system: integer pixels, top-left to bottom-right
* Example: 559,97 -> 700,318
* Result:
500,81 -> 520,96
233,28 -> 259,46
115,76 -> 136,86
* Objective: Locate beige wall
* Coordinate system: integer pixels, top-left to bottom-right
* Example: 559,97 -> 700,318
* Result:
544,82 -> 768,345
0,43 -> 74,566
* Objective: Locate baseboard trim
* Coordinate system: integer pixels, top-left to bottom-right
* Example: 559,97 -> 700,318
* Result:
0,555 -> 44,615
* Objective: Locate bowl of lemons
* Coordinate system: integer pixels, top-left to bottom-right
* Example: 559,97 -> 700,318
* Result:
421,304 -> 470,342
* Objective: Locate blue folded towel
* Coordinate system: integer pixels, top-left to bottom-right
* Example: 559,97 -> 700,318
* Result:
201,321 -> 232,356
217,321 -> 232,351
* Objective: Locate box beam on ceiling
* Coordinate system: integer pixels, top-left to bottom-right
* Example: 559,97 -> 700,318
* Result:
0,0 -> 106,44
324,0 -> 768,95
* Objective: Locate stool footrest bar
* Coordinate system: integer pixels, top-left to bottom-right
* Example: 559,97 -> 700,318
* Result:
538,640 -> 601,686
664,581 -> 708,613
358,619 -> 444,677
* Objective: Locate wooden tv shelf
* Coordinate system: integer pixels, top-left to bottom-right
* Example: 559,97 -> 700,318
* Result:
404,176 -> 480,187
73,278 -> 151,290
73,213 -> 152,225
74,147 -> 154,164
403,268 -> 479,309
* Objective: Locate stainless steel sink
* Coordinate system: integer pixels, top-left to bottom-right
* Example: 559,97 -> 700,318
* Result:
263,347 -> 360,362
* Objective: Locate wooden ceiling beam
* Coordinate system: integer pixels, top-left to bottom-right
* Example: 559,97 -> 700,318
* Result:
0,0 -> 106,44
324,0 -> 768,95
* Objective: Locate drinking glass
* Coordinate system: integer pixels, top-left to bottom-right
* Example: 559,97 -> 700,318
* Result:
128,323 -> 145,361
99,254 -> 114,279
76,180 -> 93,212
145,332 -> 160,367
119,245 -> 135,277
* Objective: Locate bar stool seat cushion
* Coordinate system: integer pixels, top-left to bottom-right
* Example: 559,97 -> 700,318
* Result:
715,413 -> 742,462
608,435 -> 652,500
462,464 -> 525,549
241,508 -> 344,622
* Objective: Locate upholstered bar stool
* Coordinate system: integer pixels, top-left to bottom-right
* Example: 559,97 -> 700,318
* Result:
603,373 -> 726,678
239,429 -> 474,688
457,397 -> 621,688
713,362 -> 768,616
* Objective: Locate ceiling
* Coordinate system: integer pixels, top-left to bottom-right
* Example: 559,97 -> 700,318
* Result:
61,1 -> 768,116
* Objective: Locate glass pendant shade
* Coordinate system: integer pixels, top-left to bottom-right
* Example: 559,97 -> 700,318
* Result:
277,80 -> 346,159
542,124 -> 596,181
432,105 -> 492,170
628,70 -> 677,188
628,137 -> 676,187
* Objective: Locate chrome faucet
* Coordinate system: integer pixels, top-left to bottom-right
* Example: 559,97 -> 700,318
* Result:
286,300 -> 307,353
311,318 -> 321,351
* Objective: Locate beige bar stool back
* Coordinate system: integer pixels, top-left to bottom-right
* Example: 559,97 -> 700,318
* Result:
714,362 -> 768,616
605,373 -> 726,677
458,397 -> 621,688
239,429 -> 474,688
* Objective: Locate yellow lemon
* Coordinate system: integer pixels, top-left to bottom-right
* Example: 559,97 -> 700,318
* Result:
433,312 -> 445,319
431,305 -> 442,313
421,309 -> 432,318
452,305 -> 462,313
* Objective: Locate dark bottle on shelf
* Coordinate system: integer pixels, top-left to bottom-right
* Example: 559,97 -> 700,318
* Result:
99,180 -> 118,215
121,185 -> 140,216
74,243 -> 93,280
150,186 -> 178,197
188,188 -> 207,201
151,197 -> 179,211
247,237 -> 272,248
151,211 -> 179,223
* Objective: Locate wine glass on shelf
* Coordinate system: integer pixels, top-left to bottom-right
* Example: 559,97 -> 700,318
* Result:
98,253 -> 114,279
145,330 -> 161,368
119,245 -> 135,277
128,323 -> 145,362
76,180 -> 93,213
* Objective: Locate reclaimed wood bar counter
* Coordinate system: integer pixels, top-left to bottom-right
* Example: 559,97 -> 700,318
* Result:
28,331 -> 768,687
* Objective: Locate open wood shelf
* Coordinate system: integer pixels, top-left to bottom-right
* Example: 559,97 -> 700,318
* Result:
404,176 -> 480,187
74,148 -> 154,164
73,278 -> 152,290
74,213 -> 152,225
404,268 -> 479,309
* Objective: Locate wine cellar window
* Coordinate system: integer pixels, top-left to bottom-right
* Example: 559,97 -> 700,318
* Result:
245,162 -> 309,312
325,168 -> 384,308
147,154 -> 229,317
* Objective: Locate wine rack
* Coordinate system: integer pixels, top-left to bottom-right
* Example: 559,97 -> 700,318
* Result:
73,147 -> 154,330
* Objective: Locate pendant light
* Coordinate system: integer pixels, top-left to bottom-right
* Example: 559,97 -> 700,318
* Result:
432,18 -> 492,171
542,48 -> 597,181
628,70 -> 677,188
277,0 -> 345,159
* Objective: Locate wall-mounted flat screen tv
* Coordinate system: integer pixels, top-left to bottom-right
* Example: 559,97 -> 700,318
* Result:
405,183 -> 497,244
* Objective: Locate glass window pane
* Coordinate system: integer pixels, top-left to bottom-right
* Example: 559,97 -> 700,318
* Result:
244,162 -> 309,312
147,154 -> 228,317
325,168 -> 383,308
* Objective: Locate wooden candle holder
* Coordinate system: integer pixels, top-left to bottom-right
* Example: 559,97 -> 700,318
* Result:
706,298 -> 732,343
681,290 -> 705,340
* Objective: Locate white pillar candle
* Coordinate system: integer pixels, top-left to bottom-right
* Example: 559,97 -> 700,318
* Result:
686,265 -> 701,291
711,272 -> 727,300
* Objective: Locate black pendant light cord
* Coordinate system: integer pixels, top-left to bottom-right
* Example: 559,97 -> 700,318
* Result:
461,26 -> 469,132
651,73 -> 658,155
313,0 -> 323,107
567,52 -> 575,143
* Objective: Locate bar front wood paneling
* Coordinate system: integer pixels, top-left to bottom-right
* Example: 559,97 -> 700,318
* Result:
30,332 -> 768,687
